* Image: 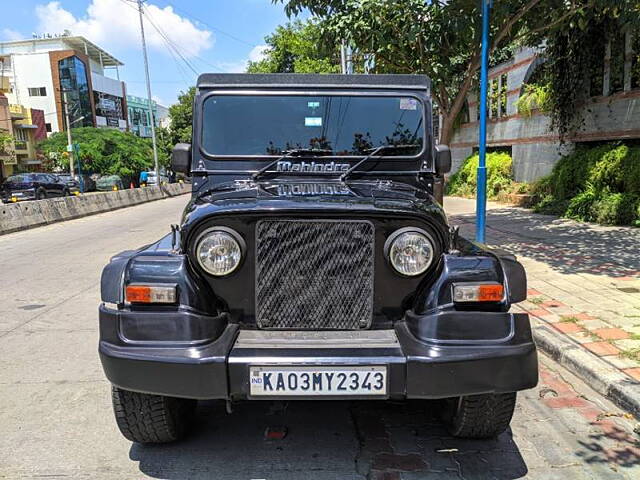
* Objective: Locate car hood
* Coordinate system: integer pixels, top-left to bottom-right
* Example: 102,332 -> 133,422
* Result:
181,178 -> 448,233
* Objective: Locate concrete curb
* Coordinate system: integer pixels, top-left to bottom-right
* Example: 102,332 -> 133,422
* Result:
531,317 -> 640,418
0,183 -> 191,236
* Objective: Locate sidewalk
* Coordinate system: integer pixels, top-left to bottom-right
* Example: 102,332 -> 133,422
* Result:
445,197 -> 640,392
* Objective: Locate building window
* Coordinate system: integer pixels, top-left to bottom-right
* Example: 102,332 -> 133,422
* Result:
590,42 -> 606,97
609,31 -> 626,94
499,74 -> 508,116
58,56 -> 93,129
45,123 -> 52,132
28,87 -> 47,97
632,33 -> 640,90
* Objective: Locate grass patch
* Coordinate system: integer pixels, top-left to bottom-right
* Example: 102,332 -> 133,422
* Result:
629,333 -> 640,341
620,348 -> 640,362
559,315 -> 579,323
529,297 -> 544,305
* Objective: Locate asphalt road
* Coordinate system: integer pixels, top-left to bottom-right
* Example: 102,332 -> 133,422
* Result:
0,195 -> 638,479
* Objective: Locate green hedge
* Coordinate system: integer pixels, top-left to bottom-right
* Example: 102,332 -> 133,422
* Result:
531,143 -> 640,226
446,152 -> 514,198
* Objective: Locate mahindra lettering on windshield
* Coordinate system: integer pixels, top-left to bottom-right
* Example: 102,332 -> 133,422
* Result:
98,74 -> 537,445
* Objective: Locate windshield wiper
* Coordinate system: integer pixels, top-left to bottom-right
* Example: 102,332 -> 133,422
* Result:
252,148 -> 333,180
340,144 -> 417,181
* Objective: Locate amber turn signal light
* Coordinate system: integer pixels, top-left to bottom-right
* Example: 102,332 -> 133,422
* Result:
125,285 -> 177,304
453,283 -> 504,303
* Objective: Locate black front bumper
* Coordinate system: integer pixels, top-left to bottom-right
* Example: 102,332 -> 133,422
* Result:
98,305 -> 538,400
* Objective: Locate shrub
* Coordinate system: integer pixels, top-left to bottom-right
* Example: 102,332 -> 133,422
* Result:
516,84 -> 552,117
446,152 -> 513,199
530,142 -> 640,226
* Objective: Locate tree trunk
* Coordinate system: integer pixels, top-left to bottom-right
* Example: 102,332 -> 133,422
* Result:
439,112 -> 456,146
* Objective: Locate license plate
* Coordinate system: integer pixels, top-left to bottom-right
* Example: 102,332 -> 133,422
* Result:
249,365 -> 387,397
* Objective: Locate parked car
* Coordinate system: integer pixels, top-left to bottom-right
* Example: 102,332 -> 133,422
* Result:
54,174 -> 81,195
143,170 -> 169,186
1,173 -> 73,203
99,73 -> 537,445
96,175 -> 124,192
75,174 -> 96,192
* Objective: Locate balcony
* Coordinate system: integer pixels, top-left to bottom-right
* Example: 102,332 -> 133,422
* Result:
9,104 -> 27,119
14,140 -> 28,152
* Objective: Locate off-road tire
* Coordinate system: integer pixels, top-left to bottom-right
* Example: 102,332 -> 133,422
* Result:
441,392 -> 517,439
63,189 -> 71,196
111,386 -> 196,444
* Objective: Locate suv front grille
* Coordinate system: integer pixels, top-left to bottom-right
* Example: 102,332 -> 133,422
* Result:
255,219 -> 374,329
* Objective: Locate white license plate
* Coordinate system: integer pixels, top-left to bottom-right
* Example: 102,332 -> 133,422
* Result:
249,365 -> 387,397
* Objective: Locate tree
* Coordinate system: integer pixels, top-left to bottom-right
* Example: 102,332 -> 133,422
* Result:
277,0 -> 635,144
37,127 -> 154,179
247,19 -> 340,74
168,87 -> 195,146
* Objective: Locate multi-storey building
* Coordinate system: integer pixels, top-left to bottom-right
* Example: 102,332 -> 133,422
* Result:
0,33 -> 128,136
0,91 -> 46,180
448,31 -> 640,182
127,95 -> 169,137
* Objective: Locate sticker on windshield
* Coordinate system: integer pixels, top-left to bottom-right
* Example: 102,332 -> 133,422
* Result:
307,101 -> 320,109
400,98 -> 418,110
305,117 -> 322,127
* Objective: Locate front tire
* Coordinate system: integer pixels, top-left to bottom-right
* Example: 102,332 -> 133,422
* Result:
111,386 -> 196,444
35,189 -> 46,200
440,392 -> 517,439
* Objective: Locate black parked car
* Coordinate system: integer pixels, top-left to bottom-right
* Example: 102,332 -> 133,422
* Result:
54,174 -> 81,195
1,173 -> 73,203
99,74 -> 537,444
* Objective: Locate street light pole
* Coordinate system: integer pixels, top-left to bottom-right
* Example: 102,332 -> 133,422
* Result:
476,0 -> 491,243
63,90 -> 74,177
137,0 -> 159,178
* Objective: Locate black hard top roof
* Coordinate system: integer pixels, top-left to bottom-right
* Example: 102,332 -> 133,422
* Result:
196,73 -> 431,91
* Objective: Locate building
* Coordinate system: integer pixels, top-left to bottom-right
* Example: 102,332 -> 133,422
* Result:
0,33 -> 128,136
127,95 -> 169,137
449,33 -> 640,182
0,91 -> 47,180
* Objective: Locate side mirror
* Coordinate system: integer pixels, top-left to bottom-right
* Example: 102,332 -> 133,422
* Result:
171,143 -> 191,174
435,144 -> 452,175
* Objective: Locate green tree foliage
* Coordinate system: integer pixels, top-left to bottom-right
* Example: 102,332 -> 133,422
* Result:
247,19 -> 340,74
168,87 -> 195,146
276,0 -> 635,144
531,144 -> 640,226
37,127 -> 154,178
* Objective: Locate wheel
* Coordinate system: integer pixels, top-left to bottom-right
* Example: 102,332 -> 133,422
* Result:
35,189 -> 46,200
440,392 -> 517,439
111,386 -> 196,444
63,189 -> 71,197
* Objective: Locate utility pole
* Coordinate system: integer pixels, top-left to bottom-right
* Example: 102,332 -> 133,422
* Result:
137,0 -> 159,178
63,90 -> 74,177
476,0 -> 491,243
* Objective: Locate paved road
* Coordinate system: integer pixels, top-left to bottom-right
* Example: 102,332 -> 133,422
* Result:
0,195 -> 638,479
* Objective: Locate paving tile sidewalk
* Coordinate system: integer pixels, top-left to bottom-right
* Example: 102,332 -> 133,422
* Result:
445,197 -> 640,384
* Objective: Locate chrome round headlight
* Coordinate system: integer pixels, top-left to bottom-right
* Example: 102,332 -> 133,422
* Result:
195,228 -> 243,276
385,228 -> 435,276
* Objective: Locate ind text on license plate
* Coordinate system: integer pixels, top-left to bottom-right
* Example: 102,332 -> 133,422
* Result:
249,365 -> 387,397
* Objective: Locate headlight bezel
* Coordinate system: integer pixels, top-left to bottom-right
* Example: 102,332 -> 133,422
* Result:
384,226 -> 436,277
193,226 -> 246,277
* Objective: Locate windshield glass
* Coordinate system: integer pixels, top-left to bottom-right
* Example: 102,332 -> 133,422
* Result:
201,95 -> 424,156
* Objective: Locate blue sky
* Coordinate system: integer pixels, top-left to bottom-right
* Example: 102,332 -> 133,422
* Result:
0,0 -> 300,106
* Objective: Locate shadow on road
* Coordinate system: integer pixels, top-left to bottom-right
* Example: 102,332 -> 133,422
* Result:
450,208 -> 640,278
129,400 -> 528,479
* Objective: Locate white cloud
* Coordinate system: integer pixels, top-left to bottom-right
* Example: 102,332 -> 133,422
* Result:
35,0 -> 213,58
1,28 -> 24,41
217,60 -> 250,73
248,44 -> 269,63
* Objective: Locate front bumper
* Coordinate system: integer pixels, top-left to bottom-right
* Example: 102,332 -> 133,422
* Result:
2,190 -> 36,203
98,305 -> 538,400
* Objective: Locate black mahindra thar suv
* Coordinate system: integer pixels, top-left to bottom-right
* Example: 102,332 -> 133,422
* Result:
99,74 -> 538,443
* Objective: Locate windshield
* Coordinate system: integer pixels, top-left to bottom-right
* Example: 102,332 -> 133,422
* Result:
201,95 -> 425,156
6,175 -> 33,183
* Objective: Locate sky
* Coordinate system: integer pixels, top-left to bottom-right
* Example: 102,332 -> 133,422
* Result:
0,0 -> 301,106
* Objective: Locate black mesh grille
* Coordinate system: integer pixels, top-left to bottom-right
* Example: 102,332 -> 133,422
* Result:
255,219 -> 374,329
